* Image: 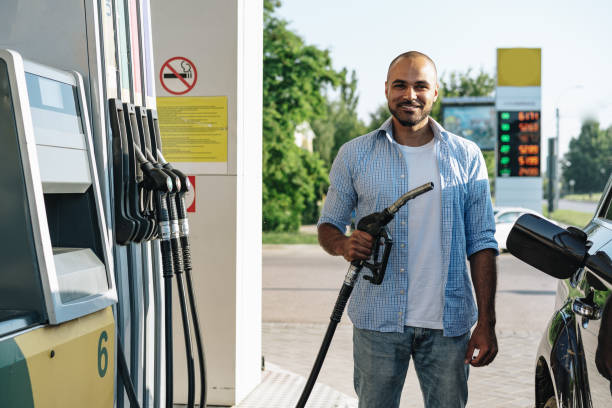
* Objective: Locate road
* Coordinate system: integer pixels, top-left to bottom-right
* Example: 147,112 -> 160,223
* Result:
558,199 -> 598,214
262,244 -> 559,407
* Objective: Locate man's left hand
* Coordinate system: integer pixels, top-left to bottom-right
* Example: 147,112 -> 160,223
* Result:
464,322 -> 498,367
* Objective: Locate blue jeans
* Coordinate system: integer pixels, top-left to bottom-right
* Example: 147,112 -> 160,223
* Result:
353,326 -> 470,408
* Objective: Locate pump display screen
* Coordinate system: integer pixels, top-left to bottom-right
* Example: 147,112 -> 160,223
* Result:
25,73 -> 83,134
497,111 -> 540,177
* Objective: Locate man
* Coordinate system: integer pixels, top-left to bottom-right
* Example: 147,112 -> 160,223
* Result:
317,51 -> 499,408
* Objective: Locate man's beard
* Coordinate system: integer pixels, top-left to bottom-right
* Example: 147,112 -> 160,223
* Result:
388,101 -> 432,127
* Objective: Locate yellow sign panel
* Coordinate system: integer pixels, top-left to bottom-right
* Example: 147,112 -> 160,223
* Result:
497,48 -> 541,87
157,96 -> 228,162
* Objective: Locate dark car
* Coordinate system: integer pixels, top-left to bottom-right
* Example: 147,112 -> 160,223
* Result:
507,175 -> 612,408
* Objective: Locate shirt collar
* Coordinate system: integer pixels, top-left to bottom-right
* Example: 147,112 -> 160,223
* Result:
377,116 -> 448,144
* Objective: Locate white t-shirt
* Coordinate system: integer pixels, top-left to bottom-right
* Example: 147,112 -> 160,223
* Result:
396,135 -> 444,329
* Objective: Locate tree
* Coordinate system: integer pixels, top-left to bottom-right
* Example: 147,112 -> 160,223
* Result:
312,70 -> 366,170
432,68 -> 495,122
366,104 -> 390,133
263,0 -> 343,231
562,119 -> 612,194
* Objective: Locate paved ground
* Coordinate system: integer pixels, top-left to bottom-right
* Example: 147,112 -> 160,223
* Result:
556,199 -> 598,214
258,244 -> 559,408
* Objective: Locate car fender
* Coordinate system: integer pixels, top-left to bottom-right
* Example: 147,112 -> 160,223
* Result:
544,300 -> 591,407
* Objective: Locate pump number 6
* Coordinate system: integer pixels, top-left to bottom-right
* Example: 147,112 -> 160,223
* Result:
98,331 -> 108,378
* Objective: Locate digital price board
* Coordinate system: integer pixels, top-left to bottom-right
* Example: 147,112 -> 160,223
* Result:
497,111 -> 540,177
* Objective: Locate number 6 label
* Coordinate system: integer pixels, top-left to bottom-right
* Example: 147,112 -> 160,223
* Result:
98,331 -> 109,378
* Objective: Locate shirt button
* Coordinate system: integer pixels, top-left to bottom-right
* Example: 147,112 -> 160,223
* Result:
400,290 -> 405,294
400,268 -> 405,272
400,244 -> 405,248
401,221 -> 406,226
398,312 -> 403,316
400,174 -> 405,178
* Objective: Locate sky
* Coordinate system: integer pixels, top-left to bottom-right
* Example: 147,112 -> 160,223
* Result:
276,0 -> 612,160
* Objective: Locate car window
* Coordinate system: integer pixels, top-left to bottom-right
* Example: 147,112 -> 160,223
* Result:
497,212 -> 520,223
602,194 -> 612,221
597,175 -> 612,221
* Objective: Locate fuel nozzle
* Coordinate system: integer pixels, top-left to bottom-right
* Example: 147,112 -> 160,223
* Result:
141,162 -> 173,193
356,182 -> 434,284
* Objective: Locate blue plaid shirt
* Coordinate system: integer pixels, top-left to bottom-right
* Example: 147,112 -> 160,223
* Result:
318,117 -> 498,336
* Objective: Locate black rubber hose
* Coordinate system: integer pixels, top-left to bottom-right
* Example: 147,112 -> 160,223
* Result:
161,240 -> 174,408
296,284 -> 353,408
167,194 -> 195,408
174,185 -> 207,408
117,336 -> 141,408
176,272 -> 196,408
182,236 -> 208,408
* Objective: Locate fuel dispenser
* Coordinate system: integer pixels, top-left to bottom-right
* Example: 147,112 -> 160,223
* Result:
0,49 -> 116,406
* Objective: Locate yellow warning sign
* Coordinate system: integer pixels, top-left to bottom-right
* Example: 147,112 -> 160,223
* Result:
156,96 -> 227,162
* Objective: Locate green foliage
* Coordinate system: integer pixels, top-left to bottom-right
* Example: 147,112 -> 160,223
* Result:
561,119 -> 612,194
440,68 -> 496,98
311,70 -> 367,169
365,104 -> 390,133
263,0 -> 342,231
481,150 -> 495,194
542,207 -> 593,228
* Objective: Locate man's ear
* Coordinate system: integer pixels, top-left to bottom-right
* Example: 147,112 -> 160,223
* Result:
433,82 -> 440,102
384,81 -> 389,100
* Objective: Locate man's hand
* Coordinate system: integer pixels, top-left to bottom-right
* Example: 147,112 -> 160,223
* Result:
341,230 -> 374,262
318,223 -> 374,262
464,322 -> 498,366
466,248 -> 498,367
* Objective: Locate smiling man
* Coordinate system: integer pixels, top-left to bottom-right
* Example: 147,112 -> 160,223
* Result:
317,51 -> 499,408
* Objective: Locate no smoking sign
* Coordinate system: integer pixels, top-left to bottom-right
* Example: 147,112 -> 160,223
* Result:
160,56 -> 198,95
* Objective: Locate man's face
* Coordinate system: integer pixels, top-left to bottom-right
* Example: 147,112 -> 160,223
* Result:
385,57 -> 439,127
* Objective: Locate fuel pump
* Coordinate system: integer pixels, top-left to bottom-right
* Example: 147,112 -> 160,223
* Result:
0,49 -> 117,407
296,182 -> 434,408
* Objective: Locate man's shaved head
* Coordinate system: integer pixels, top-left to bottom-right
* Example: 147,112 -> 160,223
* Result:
387,51 -> 437,81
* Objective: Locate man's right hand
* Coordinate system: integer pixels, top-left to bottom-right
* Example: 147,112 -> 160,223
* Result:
318,223 -> 374,262
341,230 -> 374,262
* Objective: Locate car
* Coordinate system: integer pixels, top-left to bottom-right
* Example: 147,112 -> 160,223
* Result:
494,207 -> 540,251
507,175 -> 612,408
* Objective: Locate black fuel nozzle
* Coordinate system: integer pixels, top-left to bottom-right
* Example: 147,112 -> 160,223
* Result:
141,162 -> 173,193
356,182 -> 434,285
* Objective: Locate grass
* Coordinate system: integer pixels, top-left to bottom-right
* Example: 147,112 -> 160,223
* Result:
263,231 -> 319,245
263,205 -> 595,245
542,206 -> 593,228
562,193 -> 602,203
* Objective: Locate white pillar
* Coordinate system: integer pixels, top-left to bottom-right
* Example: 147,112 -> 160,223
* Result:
150,1 -> 262,405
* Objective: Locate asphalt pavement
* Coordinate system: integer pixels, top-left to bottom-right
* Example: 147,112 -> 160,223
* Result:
256,244 -> 559,408
556,198 -> 598,214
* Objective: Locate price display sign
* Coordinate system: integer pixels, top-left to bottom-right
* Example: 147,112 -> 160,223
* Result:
497,111 -> 540,177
